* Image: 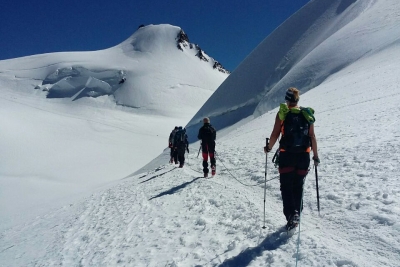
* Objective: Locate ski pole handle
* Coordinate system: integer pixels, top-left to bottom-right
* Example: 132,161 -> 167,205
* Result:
264,138 -> 270,153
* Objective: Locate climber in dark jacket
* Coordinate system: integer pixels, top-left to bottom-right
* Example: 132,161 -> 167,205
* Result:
198,117 -> 216,177
174,126 -> 189,168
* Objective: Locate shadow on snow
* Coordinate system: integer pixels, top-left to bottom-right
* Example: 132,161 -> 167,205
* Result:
217,227 -> 290,267
140,167 -> 177,184
149,177 -> 202,200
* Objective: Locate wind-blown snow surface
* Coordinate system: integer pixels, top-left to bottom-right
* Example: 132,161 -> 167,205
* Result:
2,45 -> 399,267
186,0 -> 400,137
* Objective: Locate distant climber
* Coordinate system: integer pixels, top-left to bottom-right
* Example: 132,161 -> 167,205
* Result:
198,117 -> 216,177
174,126 -> 189,168
169,126 -> 179,164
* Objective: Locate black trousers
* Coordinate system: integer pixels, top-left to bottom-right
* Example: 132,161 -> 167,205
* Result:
278,151 -> 310,221
171,148 -> 178,163
177,145 -> 186,165
201,141 -> 216,173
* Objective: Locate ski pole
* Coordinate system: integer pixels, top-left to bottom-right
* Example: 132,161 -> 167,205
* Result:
262,138 -> 269,229
197,144 -> 201,158
315,164 -> 320,215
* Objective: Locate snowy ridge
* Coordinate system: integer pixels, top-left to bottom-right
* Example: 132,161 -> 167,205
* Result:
186,0 -> 400,134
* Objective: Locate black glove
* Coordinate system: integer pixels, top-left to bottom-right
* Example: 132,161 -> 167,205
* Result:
186,147 -> 189,153
264,146 -> 272,153
313,156 -> 320,165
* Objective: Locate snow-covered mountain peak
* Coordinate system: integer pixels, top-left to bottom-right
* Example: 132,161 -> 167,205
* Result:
119,24 -> 183,53
116,24 -> 229,74
0,24 -> 229,117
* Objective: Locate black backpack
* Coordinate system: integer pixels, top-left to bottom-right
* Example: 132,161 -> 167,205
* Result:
169,130 -> 176,145
174,128 -> 186,145
280,109 -> 311,152
202,125 -> 215,141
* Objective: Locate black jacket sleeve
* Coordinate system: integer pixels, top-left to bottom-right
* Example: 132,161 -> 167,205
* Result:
197,127 -> 202,140
212,127 -> 216,141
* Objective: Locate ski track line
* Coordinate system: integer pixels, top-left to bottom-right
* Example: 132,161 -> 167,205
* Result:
58,185 -> 163,266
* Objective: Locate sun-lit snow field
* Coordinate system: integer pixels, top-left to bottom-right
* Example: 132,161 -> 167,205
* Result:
0,24 -> 227,231
1,0 -> 400,266
2,45 -> 399,267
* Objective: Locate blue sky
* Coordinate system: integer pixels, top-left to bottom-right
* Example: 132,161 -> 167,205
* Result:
0,0 -> 309,71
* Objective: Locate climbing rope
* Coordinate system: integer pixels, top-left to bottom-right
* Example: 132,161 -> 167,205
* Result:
214,150 -> 279,187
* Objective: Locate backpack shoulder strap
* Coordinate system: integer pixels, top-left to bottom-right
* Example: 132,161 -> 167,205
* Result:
300,107 -> 315,124
278,103 -> 289,120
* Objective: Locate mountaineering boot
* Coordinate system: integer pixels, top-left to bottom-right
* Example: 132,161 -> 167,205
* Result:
211,166 -> 216,176
286,220 -> 297,231
286,212 -> 299,231
204,173 -> 208,178
179,164 -> 184,168
292,211 -> 300,224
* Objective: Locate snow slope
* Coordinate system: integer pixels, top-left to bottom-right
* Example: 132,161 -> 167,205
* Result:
2,45 -> 399,267
186,0 -> 400,137
0,24 -> 227,229
2,0 -> 400,266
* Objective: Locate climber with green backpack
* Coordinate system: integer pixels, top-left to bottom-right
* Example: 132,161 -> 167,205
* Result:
264,87 -> 319,231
